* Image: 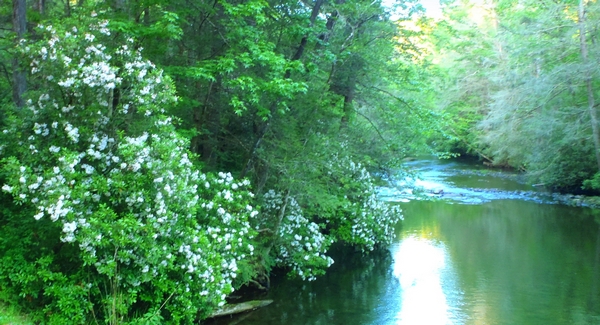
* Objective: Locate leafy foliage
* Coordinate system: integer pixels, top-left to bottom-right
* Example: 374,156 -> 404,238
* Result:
0,0 -> 426,322
425,0 -> 600,192
1,15 -> 256,323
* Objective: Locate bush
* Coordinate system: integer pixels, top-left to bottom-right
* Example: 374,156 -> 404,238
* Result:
0,15 -> 255,324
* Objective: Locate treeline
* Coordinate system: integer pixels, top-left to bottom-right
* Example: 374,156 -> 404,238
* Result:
0,0 -> 432,323
426,0 -> 600,192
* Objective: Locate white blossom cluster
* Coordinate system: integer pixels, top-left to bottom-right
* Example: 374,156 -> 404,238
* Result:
1,17 -> 254,318
259,190 -> 333,281
200,172 -> 257,293
331,155 -> 403,252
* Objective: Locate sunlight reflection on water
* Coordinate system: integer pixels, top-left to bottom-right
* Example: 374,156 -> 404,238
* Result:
391,236 -> 464,325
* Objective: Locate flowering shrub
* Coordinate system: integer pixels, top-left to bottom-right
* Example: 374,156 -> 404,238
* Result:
333,157 -> 402,251
198,172 -> 257,289
258,190 -> 334,281
1,15 -> 255,324
314,153 -> 403,252
256,149 -> 402,280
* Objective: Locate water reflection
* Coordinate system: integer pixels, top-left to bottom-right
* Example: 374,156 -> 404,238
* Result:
206,245 -> 401,325
392,236 -> 464,325
401,200 -> 600,325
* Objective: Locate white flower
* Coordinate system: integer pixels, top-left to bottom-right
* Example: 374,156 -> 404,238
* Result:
58,78 -> 76,87
2,185 -> 13,192
63,234 -> 75,243
81,164 -> 95,174
64,123 -> 79,143
98,136 -> 108,150
63,221 -> 77,233
131,162 -> 141,172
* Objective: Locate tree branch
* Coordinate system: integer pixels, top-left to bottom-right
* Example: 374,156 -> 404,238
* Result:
355,109 -> 388,144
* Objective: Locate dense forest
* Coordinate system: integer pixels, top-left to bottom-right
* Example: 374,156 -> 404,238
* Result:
1,0 -> 599,323
429,0 -> 600,192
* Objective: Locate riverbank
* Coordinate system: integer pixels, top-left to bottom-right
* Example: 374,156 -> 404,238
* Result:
454,165 -> 600,209
386,158 -> 600,209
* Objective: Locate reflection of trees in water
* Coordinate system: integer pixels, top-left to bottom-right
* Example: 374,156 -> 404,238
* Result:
590,216 -> 600,315
281,245 -> 395,324
402,200 -> 600,324
218,244 -> 397,325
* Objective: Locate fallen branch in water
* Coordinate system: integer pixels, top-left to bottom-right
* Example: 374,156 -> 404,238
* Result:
208,300 -> 273,318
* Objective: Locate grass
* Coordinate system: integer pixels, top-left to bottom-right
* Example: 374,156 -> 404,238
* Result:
0,303 -> 32,325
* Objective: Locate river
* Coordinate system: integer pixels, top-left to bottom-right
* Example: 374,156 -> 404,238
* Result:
207,158 -> 600,325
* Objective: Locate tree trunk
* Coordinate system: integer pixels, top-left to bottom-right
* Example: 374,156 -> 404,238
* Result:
578,0 -> 600,171
241,0 -> 326,178
12,0 -> 26,108
284,0 -> 324,78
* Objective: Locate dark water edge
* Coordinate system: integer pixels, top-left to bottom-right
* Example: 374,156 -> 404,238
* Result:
203,243 -> 399,325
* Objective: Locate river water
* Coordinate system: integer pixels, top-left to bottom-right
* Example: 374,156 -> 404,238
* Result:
208,159 -> 600,325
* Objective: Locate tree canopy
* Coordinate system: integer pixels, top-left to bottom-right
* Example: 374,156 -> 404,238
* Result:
425,0 -> 600,192
0,0 -> 431,323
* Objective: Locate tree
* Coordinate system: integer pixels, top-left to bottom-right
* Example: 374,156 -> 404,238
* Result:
578,0 -> 600,171
11,0 -> 26,107
426,0 -> 600,191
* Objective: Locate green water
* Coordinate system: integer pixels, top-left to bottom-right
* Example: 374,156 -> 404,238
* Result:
207,160 -> 600,325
